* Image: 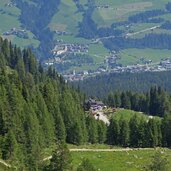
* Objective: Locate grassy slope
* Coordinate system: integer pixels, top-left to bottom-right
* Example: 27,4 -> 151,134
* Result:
92,0 -> 171,27
1,148 -> 171,171
72,148 -> 171,171
0,0 -> 39,48
90,0 -> 171,68
118,48 -> 171,66
49,0 -> 83,34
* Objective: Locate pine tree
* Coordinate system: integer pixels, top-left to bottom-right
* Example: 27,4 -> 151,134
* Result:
145,151 -> 169,171
121,92 -> 131,109
48,142 -> 72,171
162,114 -> 171,147
77,159 -> 96,171
97,120 -> 107,144
119,119 -> 130,147
129,115 -> 140,147
86,116 -> 98,144
107,118 -> 120,145
147,119 -> 158,147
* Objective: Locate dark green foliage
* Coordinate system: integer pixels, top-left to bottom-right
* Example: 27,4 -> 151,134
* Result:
119,119 -> 130,147
77,159 -> 96,171
128,10 -> 165,23
105,87 -> 170,117
166,2 -> 171,12
129,115 -> 140,147
107,118 -> 120,145
75,71 -> 171,99
46,143 -> 72,171
86,116 -> 98,144
106,114 -> 164,148
162,114 -> 171,147
0,38 -> 87,169
145,151 -> 169,171
97,120 -> 107,144
15,0 -> 60,59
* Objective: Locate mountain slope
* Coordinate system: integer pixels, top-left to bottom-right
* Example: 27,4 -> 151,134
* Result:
0,37 -> 89,170
1,0 -> 171,74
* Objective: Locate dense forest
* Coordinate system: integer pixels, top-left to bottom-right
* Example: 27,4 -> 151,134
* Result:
15,0 -> 60,60
106,87 -> 170,117
75,71 -> 171,98
107,112 -> 171,148
0,37 -> 105,170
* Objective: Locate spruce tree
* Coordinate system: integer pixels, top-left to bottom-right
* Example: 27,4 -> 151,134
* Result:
48,142 -> 72,171
77,159 -> 96,171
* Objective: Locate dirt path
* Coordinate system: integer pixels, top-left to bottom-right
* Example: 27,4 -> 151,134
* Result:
69,148 -> 154,152
0,159 -> 11,168
126,25 -> 161,37
70,148 -> 133,152
42,148 -> 155,161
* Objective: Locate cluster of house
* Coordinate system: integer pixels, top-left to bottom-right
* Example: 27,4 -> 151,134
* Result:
5,1 -> 16,7
160,58 -> 171,69
63,58 -> 171,82
3,28 -> 28,39
52,45 -> 68,56
84,98 -> 106,112
94,5 -> 110,9
55,30 -> 71,36
51,44 -> 89,58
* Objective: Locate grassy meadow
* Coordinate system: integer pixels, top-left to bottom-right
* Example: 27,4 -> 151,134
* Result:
118,48 -> 171,66
71,148 -> 171,171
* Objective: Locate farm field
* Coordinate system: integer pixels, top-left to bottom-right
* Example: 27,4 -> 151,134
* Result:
118,48 -> 171,66
92,0 -> 170,27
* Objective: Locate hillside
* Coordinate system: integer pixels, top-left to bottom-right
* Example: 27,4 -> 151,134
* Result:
0,37 -> 89,170
75,71 -> 171,98
1,0 -> 171,75
0,37 -> 171,170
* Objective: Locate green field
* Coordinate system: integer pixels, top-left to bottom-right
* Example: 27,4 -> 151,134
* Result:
0,0 -> 40,48
72,148 -> 171,171
92,0 -> 171,27
49,0 -> 83,34
0,0 -> 21,32
1,147 -> 170,171
88,44 -> 109,63
93,1 -> 153,27
118,48 -> 171,66
112,109 -> 149,120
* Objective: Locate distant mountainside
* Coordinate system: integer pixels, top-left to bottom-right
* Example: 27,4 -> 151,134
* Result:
75,71 -> 171,98
1,0 -> 171,74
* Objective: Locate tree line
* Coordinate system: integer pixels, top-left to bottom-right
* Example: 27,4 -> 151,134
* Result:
75,71 -> 171,98
106,87 -> 170,117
